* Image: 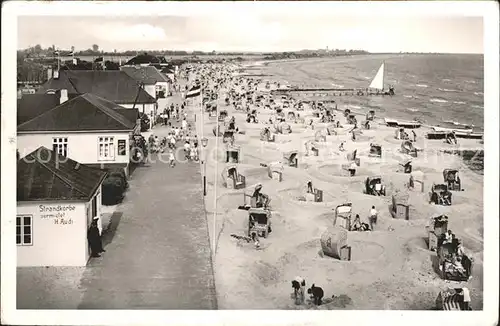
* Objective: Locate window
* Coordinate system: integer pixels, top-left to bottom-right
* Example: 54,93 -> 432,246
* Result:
98,136 -> 115,160
91,195 -> 97,219
16,215 -> 33,245
118,139 -> 127,156
52,137 -> 68,157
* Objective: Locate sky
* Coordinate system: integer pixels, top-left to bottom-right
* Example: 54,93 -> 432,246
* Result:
17,15 -> 484,54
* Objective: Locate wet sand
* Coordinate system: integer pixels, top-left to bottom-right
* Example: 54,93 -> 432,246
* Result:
194,69 -> 483,310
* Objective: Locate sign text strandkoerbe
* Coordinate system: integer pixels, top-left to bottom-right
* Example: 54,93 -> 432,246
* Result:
39,204 -> 75,225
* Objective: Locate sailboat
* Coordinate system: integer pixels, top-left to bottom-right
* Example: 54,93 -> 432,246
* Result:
368,61 -> 394,95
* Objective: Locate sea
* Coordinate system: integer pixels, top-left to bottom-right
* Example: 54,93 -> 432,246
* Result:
259,54 -> 484,131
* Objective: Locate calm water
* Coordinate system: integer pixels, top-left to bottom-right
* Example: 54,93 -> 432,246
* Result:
262,54 -> 484,130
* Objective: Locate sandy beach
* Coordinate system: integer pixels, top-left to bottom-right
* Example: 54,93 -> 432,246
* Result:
193,62 -> 483,310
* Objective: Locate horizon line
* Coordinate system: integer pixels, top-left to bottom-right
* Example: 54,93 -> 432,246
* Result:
18,48 -> 484,55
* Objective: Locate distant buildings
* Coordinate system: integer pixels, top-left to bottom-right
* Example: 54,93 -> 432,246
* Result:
123,53 -> 168,66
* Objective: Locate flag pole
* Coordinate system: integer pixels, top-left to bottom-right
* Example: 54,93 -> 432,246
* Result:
200,87 -> 206,196
212,84 -> 219,254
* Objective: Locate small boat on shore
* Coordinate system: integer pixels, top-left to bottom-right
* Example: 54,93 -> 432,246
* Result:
428,121 -> 482,139
431,121 -> 474,133
384,118 -> 422,129
426,131 -> 484,140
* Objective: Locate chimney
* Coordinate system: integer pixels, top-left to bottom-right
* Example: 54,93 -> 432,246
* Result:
47,67 -> 53,80
60,89 -> 68,104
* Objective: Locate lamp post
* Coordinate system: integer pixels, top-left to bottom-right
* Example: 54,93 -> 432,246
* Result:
201,137 -> 208,196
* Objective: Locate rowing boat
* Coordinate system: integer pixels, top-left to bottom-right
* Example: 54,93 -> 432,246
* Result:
384,118 -> 422,129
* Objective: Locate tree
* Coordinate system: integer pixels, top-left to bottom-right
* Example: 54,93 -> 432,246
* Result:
92,44 -> 99,53
34,44 -> 42,55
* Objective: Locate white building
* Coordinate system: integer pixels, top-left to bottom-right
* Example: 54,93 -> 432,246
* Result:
17,147 -> 107,267
120,66 -> 170,100
17,93 -> 139,176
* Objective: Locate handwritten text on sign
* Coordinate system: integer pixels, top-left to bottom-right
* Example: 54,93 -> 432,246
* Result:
39,204 -> 75,225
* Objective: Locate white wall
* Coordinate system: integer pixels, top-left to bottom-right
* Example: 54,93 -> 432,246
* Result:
144,84 -> 157,100
17,201 -> 88,266
156,82 -> 169,95
120,103 -> 156,117
17,131 -> 131,165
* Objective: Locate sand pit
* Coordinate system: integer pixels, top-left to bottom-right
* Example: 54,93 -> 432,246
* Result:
317,163 -> 379,178
212,192 -> 245,212
320,240 -> 385,262
277,188 -> 336,205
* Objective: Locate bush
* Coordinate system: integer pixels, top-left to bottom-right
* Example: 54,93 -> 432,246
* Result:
108,171 -> 128,190
102,176 -> 125,205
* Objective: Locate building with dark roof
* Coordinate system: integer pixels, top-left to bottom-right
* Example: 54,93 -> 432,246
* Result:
37,70 -> 158,123
17,92 -> 62,125
17,93 -> 139,176
120,66 -> 170,99
17,146 -> 107,266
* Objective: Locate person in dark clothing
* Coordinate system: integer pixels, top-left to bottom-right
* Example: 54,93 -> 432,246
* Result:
87,218 -> 105,257
307,284 -> 324,306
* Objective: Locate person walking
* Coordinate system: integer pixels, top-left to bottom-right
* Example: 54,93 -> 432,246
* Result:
169,149 -> 176,168
183,141 -> 191,161
182,118 -> 188,131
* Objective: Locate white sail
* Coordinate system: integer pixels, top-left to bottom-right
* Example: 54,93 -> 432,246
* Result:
369,62 -> 385,90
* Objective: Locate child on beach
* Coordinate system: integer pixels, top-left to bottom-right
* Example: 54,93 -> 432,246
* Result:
369,206 -> 378,230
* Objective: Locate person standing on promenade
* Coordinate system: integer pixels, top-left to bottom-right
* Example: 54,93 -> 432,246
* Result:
88,217 -> 105,258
